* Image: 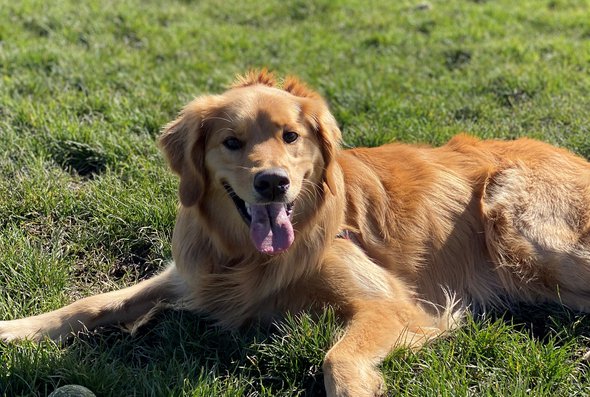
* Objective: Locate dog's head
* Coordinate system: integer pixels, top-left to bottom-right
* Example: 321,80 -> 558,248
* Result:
159,70 -> 341,255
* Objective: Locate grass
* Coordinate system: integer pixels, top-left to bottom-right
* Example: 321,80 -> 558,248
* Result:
1,0 -> 590,395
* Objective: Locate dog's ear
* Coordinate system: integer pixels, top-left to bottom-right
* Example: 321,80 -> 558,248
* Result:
313,106 -> 341,195
301,100 -> 342,195
159,97 -> 216,207
283,75 -> 321,99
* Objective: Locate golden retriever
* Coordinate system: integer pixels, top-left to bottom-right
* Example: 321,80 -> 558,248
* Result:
2,70 -> 590,397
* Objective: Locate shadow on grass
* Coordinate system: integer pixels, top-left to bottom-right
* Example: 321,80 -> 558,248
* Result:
1,309 -> 335,397
383,305 -> 590,396
476,302 -> 590,345
2,304 -> 588,396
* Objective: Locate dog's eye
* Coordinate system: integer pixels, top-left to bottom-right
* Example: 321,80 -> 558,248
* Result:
222,137 -> 244,151
283,131 -> 299,144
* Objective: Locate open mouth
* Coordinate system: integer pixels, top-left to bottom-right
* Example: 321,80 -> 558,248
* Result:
223,183 -> 295,255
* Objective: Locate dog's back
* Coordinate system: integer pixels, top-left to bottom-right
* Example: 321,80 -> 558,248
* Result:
338,135 -> 590,311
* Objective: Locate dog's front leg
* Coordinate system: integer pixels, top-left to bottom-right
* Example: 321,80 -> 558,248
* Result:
319,240 -> 443,397
0,264 -> 187,342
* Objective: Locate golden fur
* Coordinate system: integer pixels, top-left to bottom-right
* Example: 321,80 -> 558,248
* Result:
2,70 -> 590,396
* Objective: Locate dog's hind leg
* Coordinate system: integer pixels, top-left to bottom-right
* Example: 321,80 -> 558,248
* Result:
318,239 -> 459,397
0,264 -> 187,342
482,162 -> 590,310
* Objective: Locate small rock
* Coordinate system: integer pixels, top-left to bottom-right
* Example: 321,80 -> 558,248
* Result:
48,385 -> 96,397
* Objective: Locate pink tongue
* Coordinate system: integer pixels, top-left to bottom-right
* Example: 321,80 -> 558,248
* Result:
249,203 -> 294,255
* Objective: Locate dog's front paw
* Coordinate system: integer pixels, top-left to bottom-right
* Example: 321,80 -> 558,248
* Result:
0,319 -> 43,342
0,321 -> 22,342
323,355 -> 385,397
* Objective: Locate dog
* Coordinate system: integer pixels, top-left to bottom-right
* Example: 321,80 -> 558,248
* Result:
2,70 -> 590,397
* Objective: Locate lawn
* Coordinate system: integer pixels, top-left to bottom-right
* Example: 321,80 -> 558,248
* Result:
1,0 -> 590,395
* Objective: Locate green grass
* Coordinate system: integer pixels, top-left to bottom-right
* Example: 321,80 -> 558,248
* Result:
1,0 -> 590,395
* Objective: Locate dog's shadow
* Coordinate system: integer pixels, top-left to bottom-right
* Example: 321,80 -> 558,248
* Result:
2,310 -> 335,397
3,306 -> 589,397
482,302 -> 590,343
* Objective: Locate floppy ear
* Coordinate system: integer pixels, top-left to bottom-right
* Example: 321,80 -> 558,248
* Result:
302,99 -> 342,195
158,97 -> 213,207
315,106 -> 342,195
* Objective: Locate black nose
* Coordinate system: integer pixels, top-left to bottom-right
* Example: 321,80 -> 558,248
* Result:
254,168 -> 290,201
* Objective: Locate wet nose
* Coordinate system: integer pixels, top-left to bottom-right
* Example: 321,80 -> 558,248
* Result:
254,168 -> 290,201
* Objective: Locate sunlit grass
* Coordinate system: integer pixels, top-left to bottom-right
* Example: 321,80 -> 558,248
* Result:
1,0 -> 590,395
